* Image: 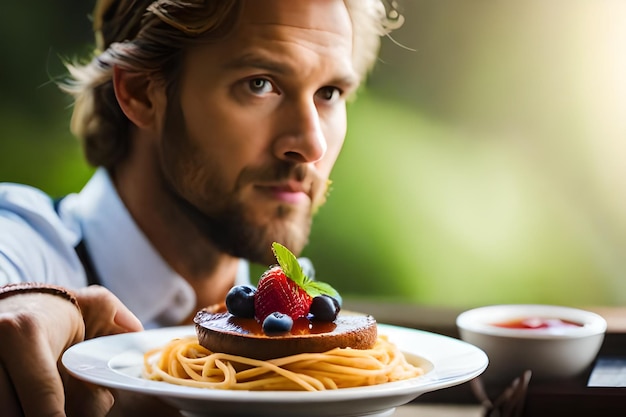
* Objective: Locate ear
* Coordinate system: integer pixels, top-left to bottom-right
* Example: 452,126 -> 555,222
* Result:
113,65 -> 165,131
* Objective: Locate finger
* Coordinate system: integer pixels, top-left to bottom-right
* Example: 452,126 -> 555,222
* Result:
4,334 -> 66,417
0,294 -> 84,417
63,373 -> 113,417
76,286 -> 143,339
0,363 -> 24,417
113,304 -> 143,333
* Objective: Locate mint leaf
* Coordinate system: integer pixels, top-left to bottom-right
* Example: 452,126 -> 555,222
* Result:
271,242 -> 339,298
303,281 -> 339,298
272,242 -> 306,287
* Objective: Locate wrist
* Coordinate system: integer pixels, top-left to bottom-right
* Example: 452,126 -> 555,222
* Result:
0,282 -> 81,313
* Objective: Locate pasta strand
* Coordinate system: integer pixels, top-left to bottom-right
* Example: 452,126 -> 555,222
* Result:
143,335 -> 424,391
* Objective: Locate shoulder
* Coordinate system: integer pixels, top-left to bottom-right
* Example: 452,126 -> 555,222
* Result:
0,182 -> 78,240
0,182 -> 54,211
0,183 -> 84,287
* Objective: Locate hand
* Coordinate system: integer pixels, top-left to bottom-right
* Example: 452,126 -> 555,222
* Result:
0,286 -> 143,416
74,286 -> 181,417
0,291 -> 86,416
75,285 -> 143,340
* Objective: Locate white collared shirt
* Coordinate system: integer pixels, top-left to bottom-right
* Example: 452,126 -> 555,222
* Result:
0,168 -> 250,328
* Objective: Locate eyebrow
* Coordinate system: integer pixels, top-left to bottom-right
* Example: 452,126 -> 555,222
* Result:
223,51 -> 360,88
223,52 -> 293,75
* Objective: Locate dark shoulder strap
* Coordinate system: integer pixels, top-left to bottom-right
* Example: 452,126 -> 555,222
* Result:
53,196 -> 102,286
73,240 -> 101,286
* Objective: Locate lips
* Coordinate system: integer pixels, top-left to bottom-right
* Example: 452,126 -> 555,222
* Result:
255,182 -> 309,204
245,163 -> 321,206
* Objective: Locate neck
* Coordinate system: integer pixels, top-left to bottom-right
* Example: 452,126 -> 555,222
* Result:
111,130 -> 239,307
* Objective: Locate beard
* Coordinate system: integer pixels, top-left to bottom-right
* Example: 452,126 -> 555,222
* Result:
165,163 -> 316,265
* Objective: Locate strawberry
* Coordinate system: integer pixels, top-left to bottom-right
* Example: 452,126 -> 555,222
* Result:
254,266 -> 312,321
254,242 -> 340,322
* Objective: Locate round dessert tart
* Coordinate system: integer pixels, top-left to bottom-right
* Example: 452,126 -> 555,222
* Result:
194,243 -> 378,360
194,306 -> 377,360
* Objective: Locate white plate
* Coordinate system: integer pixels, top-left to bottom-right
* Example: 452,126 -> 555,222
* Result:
62,324 -> 487,417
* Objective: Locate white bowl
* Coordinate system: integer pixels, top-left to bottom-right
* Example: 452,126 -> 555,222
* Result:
456,304 -> 606,384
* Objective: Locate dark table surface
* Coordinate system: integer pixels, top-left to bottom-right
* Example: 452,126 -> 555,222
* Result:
343,300 -> 626,417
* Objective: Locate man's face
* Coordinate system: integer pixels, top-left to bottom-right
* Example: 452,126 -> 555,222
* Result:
157,0 -> 358,263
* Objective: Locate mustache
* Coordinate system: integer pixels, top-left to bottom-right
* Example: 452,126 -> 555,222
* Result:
239,161 -> 318,186
237,161 -> 330,207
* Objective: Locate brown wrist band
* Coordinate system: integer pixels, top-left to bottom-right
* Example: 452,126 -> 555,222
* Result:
0,283 -> 81,312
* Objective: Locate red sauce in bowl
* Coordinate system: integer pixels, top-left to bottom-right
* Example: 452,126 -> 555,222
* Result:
492,317 -> 583,329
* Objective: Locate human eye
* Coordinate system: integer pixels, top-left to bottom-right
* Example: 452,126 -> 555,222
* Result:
316,86 -> 343,103
247,77 -> 277,96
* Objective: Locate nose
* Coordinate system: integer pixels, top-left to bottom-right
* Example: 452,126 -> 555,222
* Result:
273,99 -> 327,163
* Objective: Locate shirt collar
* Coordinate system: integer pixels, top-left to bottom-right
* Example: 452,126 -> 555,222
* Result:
71,168 -> 197,328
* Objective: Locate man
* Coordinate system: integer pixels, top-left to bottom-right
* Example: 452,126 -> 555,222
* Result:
0,0 -> 399,415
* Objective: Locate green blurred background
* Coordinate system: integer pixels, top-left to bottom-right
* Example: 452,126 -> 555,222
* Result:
2,1 -> 626,309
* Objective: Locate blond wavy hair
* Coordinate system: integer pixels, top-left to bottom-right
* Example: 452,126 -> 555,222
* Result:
61,0 -> 402,169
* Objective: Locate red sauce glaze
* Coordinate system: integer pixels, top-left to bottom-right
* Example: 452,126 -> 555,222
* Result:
200,313 -> 338,337
491,317 -> 583,329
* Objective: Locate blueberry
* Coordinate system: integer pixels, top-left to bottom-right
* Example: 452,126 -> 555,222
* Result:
225,285 -> 256,318
262,312 -> 293,336
309,295 -> 340,321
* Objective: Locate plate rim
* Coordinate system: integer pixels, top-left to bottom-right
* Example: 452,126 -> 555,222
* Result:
62,323 -> 487,402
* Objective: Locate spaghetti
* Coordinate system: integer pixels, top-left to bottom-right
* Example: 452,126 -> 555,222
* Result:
143,335 -> 424,391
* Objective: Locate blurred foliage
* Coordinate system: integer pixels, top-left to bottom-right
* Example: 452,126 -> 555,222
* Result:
305,92 -> 614,307
0,0 -> 94,195
2,1 -> 626,308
